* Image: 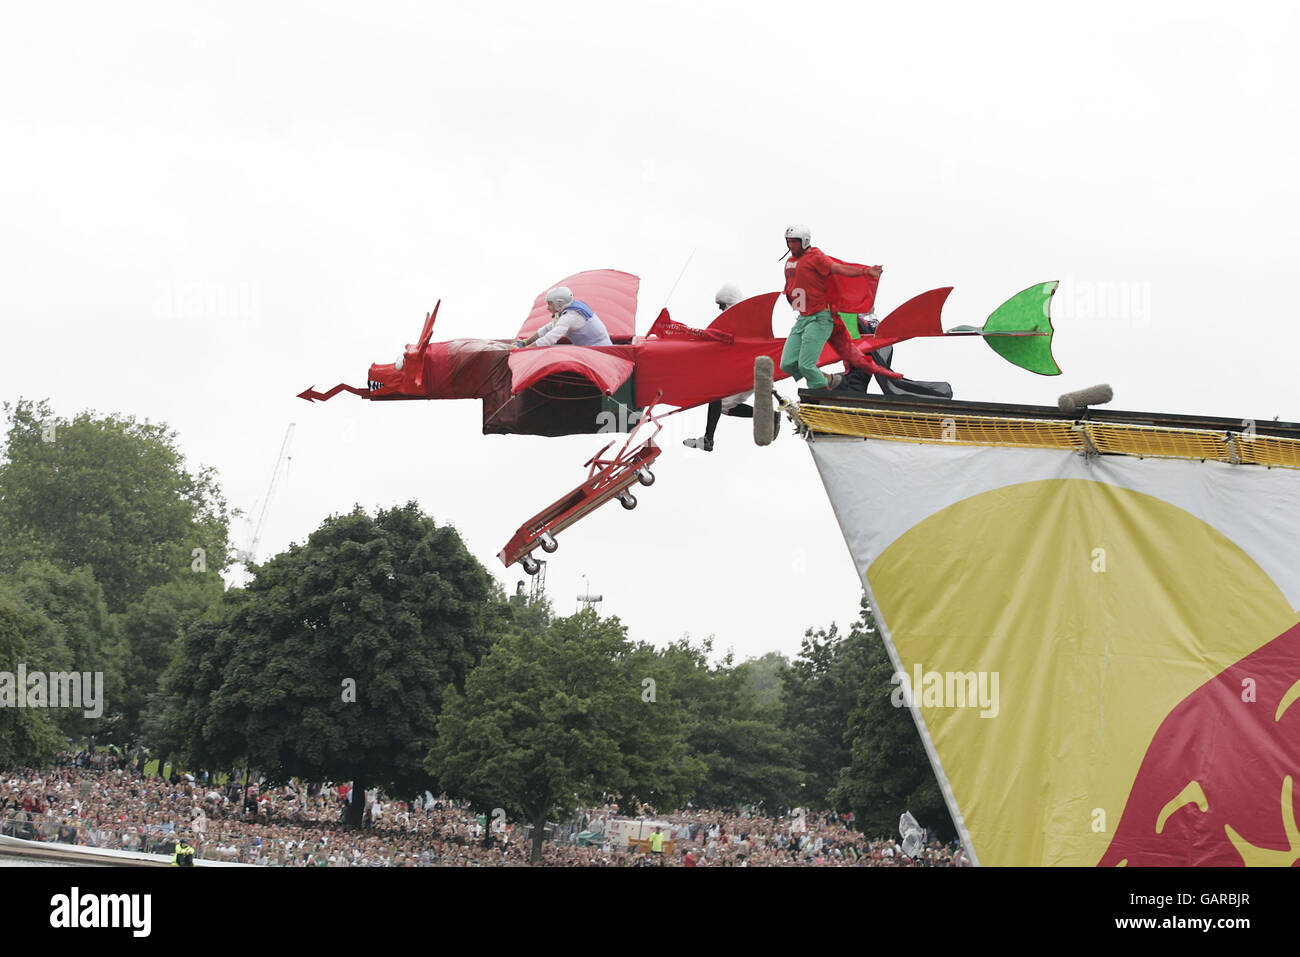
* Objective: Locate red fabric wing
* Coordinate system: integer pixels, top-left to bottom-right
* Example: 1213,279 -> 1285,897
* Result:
827,257 -> 880,314
516,269 -> 640,340
508,346 -> 635,396
873,287 -> 952,341
706,292 -> 780,339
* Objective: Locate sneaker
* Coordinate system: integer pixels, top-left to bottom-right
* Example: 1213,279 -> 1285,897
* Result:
824,372 -> 844,391
683,436 -> 714,452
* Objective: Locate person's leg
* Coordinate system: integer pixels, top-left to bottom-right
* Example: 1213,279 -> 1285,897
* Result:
797,310 -> 835,389
779,315 -> 809,380
704,400 -> 723,440
685,400 -> 720,450
684,400 -> 721,450
722,391 -> 766,438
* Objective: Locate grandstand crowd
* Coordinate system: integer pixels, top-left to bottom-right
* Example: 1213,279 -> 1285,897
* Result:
0,748 -> 970,867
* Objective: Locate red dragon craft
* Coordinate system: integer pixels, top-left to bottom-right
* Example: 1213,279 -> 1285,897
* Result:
299,268 -> 1059,573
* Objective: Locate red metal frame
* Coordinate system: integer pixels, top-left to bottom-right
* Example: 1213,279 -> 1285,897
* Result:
497,406 -> 663,571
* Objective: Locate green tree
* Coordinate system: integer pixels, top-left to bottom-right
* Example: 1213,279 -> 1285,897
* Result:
830,634 -> 956,841
787,596 -> 955,841
0,561 -> 122,739
738,651 -> 789,711
429,610 -> 702,863
782,616 -> 874,805
143,612 -> 241,778
0,599 -> 63,767
118,576 -> 223,739
782,595 -> 955,842
153,502 -> 502,824
0,398 -> 231,613
648,639 -> 800,812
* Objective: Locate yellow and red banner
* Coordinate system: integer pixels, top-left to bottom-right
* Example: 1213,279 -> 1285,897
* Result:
811,438 -> 1300,866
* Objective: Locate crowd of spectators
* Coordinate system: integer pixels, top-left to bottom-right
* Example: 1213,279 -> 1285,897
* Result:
1,749 -> 969,867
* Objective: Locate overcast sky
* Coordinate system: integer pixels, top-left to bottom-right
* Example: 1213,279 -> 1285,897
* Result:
2,1 -> 1296,662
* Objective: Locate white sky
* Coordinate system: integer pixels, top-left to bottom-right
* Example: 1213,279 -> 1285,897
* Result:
2,1 -> 1296,661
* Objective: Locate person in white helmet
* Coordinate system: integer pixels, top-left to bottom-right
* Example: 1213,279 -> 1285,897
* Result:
781,225 -> 881,390
513,286 -> 613,348
683,284 -> 780,452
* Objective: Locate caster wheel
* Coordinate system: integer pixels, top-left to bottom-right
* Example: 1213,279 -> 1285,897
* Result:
637,468 -> 655,487
522,556 -> 540,575
540,532 -> 558,554
618,491 -> 637,510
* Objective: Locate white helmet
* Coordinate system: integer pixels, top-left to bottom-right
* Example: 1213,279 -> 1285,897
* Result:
784,225 -> 811,250
545,286 -> 574,312
715,283 -> 743,310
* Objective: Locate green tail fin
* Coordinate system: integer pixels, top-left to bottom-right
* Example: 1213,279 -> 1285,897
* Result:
983,281 -> 1061,375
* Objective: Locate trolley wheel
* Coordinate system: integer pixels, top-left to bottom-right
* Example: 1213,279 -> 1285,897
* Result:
522,556 -> 540,575
539,532 -> 558,554
618,491 -> 637,510
636,468 -> 655,487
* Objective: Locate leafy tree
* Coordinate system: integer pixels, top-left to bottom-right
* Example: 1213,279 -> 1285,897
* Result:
0,561 -> 122,739
118,576 -> 224,739
782,616 -> 874,805
429,610 -> 702,863
504,591 -> 553,637
143,612 -> 242,778
787,596 -> 955,841
783,595 -> 954,841
152,502 -> 503,824
830,633 -> 956,841
686,663 -> 801,811
0,599 -> 63,767
737,651 -> 788,711
648,639 -> 800,812
0,398 -> 231,613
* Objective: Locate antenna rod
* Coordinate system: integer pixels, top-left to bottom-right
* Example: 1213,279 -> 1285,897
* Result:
659,247 -> 697,312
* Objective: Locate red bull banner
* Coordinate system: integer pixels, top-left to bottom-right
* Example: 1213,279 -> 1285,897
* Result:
810,438 -> 1300,866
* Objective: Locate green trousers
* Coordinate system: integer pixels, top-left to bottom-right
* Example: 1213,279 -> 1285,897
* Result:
779,309 -> 834,389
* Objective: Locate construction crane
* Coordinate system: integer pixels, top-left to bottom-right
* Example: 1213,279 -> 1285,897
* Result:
234,422 -> 295,571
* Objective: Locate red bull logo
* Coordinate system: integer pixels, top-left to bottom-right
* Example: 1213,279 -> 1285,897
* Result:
1101,620 -> 1300,866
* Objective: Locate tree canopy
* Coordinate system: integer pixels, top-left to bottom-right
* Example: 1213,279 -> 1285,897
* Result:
429,610 -> 703,862
0,398 -> 230,613
153,502 -> 503,822
784,596 -> 955,841
0,598 -> 63,766
0,560 -> 121,739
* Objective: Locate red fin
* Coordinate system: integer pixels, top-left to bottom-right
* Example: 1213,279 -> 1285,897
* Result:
873,287 -> 952,341
647,308 -> 672,338
707,292 -> 781,339
648,308 -> 735,344
416,301 -> 441,353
